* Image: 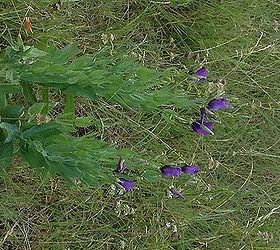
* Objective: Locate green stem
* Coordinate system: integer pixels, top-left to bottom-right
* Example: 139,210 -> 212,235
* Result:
64,94 -> 75,120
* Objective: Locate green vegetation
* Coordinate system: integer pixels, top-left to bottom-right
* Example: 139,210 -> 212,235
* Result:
1,0 -> 279,249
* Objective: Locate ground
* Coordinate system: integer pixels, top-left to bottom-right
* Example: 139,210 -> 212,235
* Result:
0,0 -> 279,249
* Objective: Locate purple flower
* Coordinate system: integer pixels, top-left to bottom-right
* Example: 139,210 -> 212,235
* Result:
115,158 -> 127,173
118,178 -> 135,192
195,66 -> 207,78
160,165 -> 181,177
169,187 -> 185,199
207,97 -> 229,111
192,121 -> 213,136
181,165 -> 200,175
193,66 -> 208,82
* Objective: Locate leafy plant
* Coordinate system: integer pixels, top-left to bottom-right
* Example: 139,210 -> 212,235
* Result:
0,42 -> 198,185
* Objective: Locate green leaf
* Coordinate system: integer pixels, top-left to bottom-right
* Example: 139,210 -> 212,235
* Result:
4,46 -> 18,59
0,93 -> 7,114
28,102 -> 46,116
20,140 -> 49,175
21,47 -> 48,61
20,135 -> 117,186
50,44 -> 80,64
64,94 -> 75,115
1,44 -> 199,114
27,102 -> 56,122
0,122 -> 18,143
20,64 -> 89,87
114,60 -> 136,74
41,87 -> 49,115
64,86 -> 97,100
0,84 -> 22,94
0,142 -> 13,168
116,148 -> 136,159
1,105 -> 25,124
69,55 -> 93,70
16,34 -> 24,50
136,66 -> 159,84
21,123 -> 70,140
21,83 -> 37,103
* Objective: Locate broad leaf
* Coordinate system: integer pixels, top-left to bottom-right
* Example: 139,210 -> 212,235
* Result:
20,135 -> 121,186
20,123 -> 70,140
1,44 -> 199,112
1,105 -> 25,124
0,142 -> 13,168
49,44 -> 80,64
0,122 -> 18,143
0,84 -> 22,94
21,83 -> 37,103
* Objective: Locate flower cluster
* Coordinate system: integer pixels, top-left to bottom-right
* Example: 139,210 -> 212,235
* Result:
113,66 -> 228,194
192,66 -> 229,136
114,161 -> 200,193
160,164 -> 200,177
160,164 -> 200,198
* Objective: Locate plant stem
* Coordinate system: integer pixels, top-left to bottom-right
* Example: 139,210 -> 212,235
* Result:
64,94 -> 75,120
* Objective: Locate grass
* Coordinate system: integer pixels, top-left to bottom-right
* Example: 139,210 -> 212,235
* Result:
1,0 -> 280,249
